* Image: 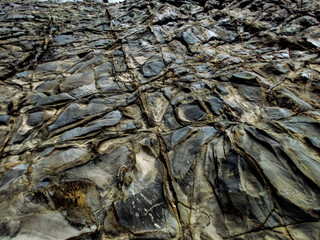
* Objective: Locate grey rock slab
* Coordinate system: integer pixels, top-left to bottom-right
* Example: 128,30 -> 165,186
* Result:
230,71 -> 260,86
216,85 -> 229,95
27,112 -> 44,126
238,85 -> 263,103
97,77 -> 120,92
163,105 -> 182,130
0,164 -> 28,191
142,61 -> 165,78
11,212 -> 93,240
119,120 -> 136,130
2,0 -> 320,239
171,126 -> 192,148
60,110 -> 122,141
69,82 -> 98,98
35,61 -> 61,74
35,79 -> 59,93
208,137 -> 275,228
65,145 -> 131,191
95,61 -> 114,75
182,28 -> 201,45
0,86 -> 19,103
169,127 -> 216,177
31,148 -> 91,182
36,93 -> 75,106
287,221 -> 320,240
263,107 -> 292,120
230,125 -> 320,213
60,71 -> 95,92
0,115 -> 10,125
111,136 -> 180,237
53,34 -> 78,45
206,97 -> 225,115
280,136 -> 320,187
47,101 -> 110,132
39,147 -> 55,158
47,103 -> 84,132
147,92 -> 169,123
176,101 -> 207,122
113,54 -> 127,72
115,183 -> 178,236
270,89 -> 313,111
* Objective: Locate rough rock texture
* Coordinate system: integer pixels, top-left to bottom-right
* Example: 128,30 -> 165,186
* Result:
0,0 -> 320,239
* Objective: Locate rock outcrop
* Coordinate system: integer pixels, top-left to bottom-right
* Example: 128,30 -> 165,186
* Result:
0,0 -> 319,239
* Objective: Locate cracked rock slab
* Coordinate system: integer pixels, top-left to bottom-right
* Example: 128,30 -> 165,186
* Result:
0,0 -> 319,239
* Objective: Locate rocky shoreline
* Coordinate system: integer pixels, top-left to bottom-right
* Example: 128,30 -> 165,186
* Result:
0,0 -> 319,239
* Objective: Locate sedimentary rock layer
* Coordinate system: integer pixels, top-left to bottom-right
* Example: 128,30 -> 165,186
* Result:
0,0 -> 319,239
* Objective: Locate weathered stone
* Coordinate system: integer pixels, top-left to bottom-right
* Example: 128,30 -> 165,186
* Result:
177,101 -> 207,122
65,145 -> 131,190
47,101 -> 110,132
95,61 -> 114,74
182,28 -> 201,45
1,0 -> 320,239
11,212 -> 94,240
230,125 -> 320,215
54,34 -> 77,45
60,110 -> 122,141
97,77 -> 120,92
35,79 -> 59,93
0,115 -> 10,125
230,71 -> 260,86
27,112 -> 44,126
115,184 -> 178,235
60,71 -> 95,92
264,107 -> 292,120
0,164 -> 28,191
35,93 -> 75,106
268,88 -> 313,111
288,222 -> 320,240
170,126 -> 192,148
206,97 -> 225,115
142,60 -> 165,77
169,127 -> 216,177
31,148 -> 91,182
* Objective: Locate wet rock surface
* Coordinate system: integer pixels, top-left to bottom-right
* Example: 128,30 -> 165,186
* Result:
0,0 -> 319,239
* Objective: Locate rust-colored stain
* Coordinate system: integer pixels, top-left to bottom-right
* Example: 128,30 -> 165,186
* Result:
52,181 -> 88,209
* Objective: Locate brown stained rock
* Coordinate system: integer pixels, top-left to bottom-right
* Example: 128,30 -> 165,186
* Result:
50,180 -> 102,226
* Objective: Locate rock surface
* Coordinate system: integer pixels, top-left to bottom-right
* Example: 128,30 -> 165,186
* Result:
0,0 -> 319,239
